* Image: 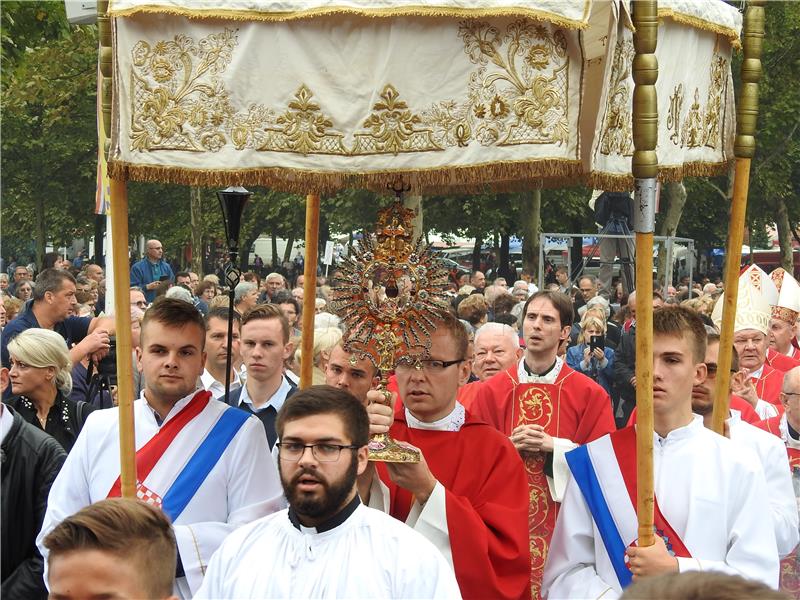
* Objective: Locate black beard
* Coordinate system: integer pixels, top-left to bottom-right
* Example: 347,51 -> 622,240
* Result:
280,454 -> 358,522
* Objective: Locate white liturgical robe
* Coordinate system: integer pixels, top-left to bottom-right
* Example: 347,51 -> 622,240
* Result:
195,500 -> 462,599
727,410 -> 799,557
542,417 -> 779,599
37,391 -> 285,598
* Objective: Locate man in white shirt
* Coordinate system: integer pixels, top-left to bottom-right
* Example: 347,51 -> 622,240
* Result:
228,304 -> 295,449
542,306 -> 779,599
195,386 -> 461,599
200,307 -> 242,401
38,298 -> 284,598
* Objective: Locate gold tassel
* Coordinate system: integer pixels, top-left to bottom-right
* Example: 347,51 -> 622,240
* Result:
658,10 -> 741,49
108,3 -> 591,29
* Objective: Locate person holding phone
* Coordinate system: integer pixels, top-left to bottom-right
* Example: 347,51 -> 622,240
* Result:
566,314 -> 615,397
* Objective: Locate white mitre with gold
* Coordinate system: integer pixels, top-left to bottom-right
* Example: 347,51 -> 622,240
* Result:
770,269 -> 800,325
711,274 -> 771,335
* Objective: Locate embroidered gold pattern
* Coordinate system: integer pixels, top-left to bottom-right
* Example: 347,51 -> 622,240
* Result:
352,85 -> 442,155
599,38 -> 634,156
423,20 -> 570,148
128,22 -> 572,157
666,53 -> 727,150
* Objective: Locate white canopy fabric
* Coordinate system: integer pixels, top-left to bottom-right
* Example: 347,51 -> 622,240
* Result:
107,0 -> 742,193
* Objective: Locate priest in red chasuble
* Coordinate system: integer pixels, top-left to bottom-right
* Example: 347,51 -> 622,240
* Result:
360,313 -> 531,600
470,290 -> 615,598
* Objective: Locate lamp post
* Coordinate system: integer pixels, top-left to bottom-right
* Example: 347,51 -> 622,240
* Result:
217,186 -> 252,405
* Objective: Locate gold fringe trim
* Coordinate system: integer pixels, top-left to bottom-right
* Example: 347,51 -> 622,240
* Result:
587,160 -> 731,192
108,158 -> 586,195
107,2 -> 590,29
658,9 -> 741,48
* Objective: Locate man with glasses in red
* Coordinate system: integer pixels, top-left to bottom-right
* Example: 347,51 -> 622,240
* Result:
359,312 -> 530,600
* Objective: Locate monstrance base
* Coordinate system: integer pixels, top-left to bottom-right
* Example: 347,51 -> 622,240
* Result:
367,433 -> 420,463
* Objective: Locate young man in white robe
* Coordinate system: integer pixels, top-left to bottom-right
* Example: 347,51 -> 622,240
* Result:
692,333 -> 798,558
542,306 -> 780,599
195,385 -> 461,599
37,298 -> 284,598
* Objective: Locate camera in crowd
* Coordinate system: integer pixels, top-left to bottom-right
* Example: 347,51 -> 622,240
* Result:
96,335 -> 117,386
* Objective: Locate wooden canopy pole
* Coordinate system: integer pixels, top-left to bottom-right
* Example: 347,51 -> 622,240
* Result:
300,193 -> 321,389
712,1 -> 765,435
109,178 -> 137,498
631,0 -> 659,548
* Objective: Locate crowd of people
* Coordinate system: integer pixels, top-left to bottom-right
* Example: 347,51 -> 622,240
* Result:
2,237 -> 800,600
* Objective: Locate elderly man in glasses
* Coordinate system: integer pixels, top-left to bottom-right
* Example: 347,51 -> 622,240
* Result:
196,385 -> 459,599
359,312 -> 531,600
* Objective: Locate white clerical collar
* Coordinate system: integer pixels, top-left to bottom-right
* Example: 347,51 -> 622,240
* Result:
651,414 -> 703,446
201,368 -> 241,399
0,404 -> 13,444
517,356 -> 563,384
406,402 -> 465,432
749,365 -> 764,379
240,376 -> 292,413
725,409 -> 742,427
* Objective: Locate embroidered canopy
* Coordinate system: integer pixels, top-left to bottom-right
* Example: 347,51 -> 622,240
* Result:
107,0 -> 742,193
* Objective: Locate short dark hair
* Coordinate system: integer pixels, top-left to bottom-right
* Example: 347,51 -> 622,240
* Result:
706,332 -> 739,372
276,296 -> 300,315
205,306 -> 241,330
175,271 -> 190,280
241,303 -> 290,343
33,268 -> 76,302
578,274 -> 597,286
522,290 -> 574,328
492,292 -> 517,315
276,385 -> 369,446
653,306 -> 707,362
142,297 -> 206,350
43,498 -> 176,599
195,280 -> 215,297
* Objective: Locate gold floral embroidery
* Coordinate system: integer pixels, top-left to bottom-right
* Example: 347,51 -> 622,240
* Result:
666,53 -> 727,150
258,85 -> 347,155
130,29 -> 238,152
423,20 -> 570,148
599,38 -> 634,156
351,85 -> 442,155
128,22 -> 572,157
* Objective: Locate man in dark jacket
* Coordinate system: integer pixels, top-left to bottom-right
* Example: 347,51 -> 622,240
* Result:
1,366 -> 66,599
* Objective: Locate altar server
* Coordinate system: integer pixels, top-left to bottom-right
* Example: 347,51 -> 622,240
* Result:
38,298 -> 284,598
542,306 -> 779,599
195,386 -> 461,599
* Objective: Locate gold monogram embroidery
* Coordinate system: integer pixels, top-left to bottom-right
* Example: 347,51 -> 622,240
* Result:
599,38 -> 635,156
666,53 -> 726,150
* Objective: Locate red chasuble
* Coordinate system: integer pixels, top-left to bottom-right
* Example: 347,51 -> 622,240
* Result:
379,410 -> 531,600
755,415 -> 800,597
767,347 -> 800,373
469,364 -> 615,598
752,364 -> 786,406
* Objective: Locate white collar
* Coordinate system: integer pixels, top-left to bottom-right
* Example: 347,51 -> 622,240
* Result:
650,414 -> 704,447
240,376 -> 292,413
779,414 -> 800,450
405,402 -> 465,432
200,368 -> 241,397
517,355 -> 564,384
749,365 -> 764,379
0,404 -> 14,444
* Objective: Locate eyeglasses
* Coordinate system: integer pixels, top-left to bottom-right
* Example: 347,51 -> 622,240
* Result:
394,357 -> 464,373
783,392 -> 800,398
276,442 -> 359,462
703,363 -> 737,376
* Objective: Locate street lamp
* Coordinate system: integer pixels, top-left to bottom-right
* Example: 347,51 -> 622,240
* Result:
217,186 -> 252,405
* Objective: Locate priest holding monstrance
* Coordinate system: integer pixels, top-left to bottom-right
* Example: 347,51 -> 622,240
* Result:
330,200 -> 531,600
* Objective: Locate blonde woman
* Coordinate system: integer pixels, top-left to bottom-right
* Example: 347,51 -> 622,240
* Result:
565,314 -> 615,397
294,327 -> 342,385
6,328 -> 94,452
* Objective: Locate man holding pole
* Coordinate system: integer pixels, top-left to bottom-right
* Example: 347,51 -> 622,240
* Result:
542,307 -> 779,598
37,299 -> 285,598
